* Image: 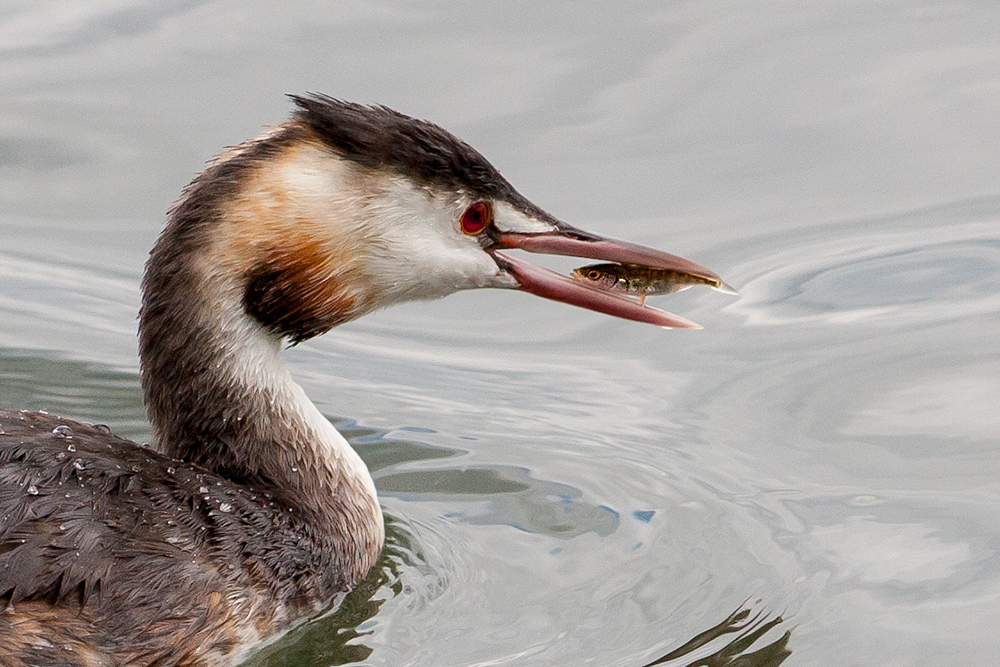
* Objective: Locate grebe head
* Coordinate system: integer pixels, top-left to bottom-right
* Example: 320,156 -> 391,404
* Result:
160,94 -> 722,349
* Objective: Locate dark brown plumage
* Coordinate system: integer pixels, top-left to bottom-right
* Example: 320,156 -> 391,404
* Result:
0,409 -> 339,665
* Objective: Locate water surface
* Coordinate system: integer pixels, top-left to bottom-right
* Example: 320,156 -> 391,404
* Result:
2,2 -> 999,665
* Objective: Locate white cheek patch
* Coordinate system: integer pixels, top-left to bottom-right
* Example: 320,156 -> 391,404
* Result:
357,180 -> 506,300
491,201 -> 557,234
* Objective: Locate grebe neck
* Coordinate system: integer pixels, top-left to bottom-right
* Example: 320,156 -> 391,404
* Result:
138,130 -> 383,583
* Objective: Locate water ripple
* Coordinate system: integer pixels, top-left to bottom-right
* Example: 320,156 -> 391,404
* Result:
724,204 -> 1000,328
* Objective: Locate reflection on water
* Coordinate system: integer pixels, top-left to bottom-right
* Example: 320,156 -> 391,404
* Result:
250,519 -> 791,667
244,517 -> 411,667
641,606 -> 790,667
345,418 -> 621,539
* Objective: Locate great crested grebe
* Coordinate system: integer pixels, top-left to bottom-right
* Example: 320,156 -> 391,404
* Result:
0,95 -> 728,666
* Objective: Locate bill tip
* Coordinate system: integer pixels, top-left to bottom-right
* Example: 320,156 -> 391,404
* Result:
714,281 -> 739,296
660,322 -> 703,330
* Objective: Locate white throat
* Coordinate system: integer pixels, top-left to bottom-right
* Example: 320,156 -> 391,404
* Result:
216,296 -> 383,539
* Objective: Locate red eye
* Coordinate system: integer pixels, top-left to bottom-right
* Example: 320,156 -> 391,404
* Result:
460,201 -> 492,235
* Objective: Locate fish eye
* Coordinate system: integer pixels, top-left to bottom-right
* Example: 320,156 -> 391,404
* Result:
587,270 -> 601,280
460,201 -> 492,235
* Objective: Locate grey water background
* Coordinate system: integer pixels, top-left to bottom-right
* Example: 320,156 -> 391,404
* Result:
2,1 -> 999,665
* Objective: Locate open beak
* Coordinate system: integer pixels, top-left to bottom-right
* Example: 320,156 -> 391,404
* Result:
488,225 -> 729,329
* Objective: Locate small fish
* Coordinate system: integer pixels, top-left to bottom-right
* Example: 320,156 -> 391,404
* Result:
571,262 -> 737,305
